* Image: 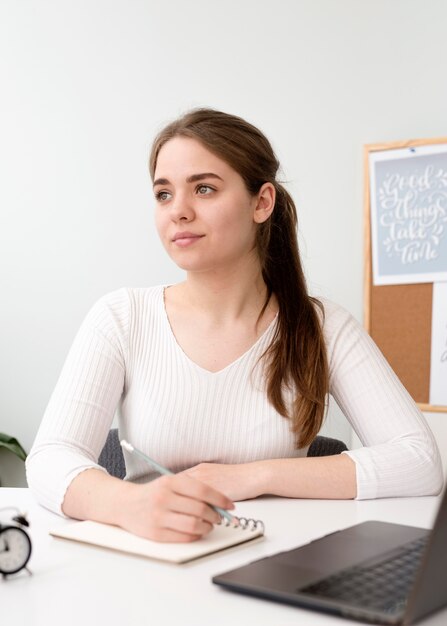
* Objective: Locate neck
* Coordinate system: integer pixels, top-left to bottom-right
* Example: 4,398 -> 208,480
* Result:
176,256 -> 273,324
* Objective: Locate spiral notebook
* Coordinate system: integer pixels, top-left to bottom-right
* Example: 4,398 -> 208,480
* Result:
50,516 -> 265,564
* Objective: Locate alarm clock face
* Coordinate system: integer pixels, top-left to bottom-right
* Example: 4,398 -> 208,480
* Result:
0,526 -> 32,575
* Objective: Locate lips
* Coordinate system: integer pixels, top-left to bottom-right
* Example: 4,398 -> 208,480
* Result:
171,232 -> 205,247
172,231 -> 203,242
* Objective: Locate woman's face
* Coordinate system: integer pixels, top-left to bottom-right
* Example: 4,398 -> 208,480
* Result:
153,136 -> 266,274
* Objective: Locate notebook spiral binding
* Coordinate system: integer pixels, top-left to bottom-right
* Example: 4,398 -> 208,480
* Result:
219,515 -> 265,533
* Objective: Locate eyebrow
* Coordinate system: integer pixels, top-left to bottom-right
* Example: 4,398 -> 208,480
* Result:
153,172 -> 223,187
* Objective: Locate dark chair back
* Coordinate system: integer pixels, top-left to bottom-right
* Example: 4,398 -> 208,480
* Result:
307,435 -> 348,457
98,428 -> 126,479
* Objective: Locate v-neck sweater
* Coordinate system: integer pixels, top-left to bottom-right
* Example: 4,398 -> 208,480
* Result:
26,286 -> 443,515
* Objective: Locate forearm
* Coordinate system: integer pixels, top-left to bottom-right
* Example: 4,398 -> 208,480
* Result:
61,469 -> 138,525
184,454 -> 357,501
256,453 -> 357,500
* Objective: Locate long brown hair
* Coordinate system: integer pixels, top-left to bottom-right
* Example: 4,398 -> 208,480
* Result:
149,108 -> 329,448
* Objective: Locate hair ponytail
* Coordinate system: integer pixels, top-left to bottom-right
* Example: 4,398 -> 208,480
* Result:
257,183 -> 329,448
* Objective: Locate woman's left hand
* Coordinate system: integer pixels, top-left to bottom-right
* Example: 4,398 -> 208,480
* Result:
182,461 -> 264,502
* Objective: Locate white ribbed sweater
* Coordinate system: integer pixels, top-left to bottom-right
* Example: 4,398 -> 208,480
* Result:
26,286 -> 443,515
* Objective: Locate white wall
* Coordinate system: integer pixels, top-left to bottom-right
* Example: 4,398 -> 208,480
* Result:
1,0 -> 446,486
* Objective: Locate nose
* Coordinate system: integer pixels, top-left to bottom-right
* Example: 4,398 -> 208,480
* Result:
169,191 -> 195,222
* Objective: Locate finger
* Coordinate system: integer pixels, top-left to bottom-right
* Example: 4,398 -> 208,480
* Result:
167,474 -> 235,511
168,493 -> 221,525
162,511 -> 214,538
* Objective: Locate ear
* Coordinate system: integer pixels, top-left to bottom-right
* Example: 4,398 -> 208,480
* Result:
253,182 -> 276,224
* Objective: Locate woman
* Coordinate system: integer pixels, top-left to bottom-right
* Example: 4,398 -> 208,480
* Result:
26,108 -> 443,543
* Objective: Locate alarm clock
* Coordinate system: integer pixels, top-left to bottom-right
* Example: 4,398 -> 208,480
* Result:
0,508 -> 32,578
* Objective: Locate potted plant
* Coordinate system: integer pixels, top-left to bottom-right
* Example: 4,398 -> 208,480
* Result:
0,433 -> 27,487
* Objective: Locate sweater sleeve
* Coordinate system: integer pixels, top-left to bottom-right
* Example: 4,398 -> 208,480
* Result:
322,299 -> 444,500
26,289 -> 129,516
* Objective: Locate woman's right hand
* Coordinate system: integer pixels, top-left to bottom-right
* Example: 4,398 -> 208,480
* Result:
117,473 -> 235,543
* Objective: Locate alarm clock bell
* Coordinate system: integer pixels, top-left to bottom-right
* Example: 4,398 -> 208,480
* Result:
0,507 -> 32,578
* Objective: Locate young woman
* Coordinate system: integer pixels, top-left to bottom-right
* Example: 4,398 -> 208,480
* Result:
26,108 -> 443,543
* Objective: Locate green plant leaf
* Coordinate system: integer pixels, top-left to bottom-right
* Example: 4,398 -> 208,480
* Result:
0,433 -> 27,461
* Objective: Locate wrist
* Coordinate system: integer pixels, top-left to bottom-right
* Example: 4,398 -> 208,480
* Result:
251,459 -> 274,497
113,479 -> 141,527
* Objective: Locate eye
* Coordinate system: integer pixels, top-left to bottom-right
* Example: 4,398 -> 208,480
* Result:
196,184 -> 214,195
155,190 -> 172,202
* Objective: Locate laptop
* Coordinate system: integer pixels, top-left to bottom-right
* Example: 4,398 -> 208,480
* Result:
212,487 -> 447,624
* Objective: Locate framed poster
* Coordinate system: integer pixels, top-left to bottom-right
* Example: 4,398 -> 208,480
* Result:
364,137 -> 447,413
369,143 -> 447,286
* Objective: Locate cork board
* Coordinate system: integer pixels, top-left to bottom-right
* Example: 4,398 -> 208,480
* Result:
364,138 -> 447,413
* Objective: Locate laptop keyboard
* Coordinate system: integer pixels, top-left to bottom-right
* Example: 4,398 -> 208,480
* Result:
298,536 -> 428,614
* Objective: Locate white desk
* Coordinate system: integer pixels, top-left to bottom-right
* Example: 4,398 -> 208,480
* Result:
1,488 -> 446,626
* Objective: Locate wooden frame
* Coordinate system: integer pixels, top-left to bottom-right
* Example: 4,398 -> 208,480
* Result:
363,137 -> 447,414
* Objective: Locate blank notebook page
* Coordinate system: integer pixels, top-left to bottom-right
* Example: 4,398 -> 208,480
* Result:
50,520 -> 264,564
